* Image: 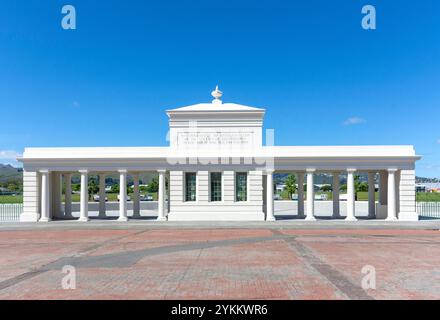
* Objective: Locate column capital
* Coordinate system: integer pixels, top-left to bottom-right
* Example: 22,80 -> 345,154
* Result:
265,169 -> 275,175
387,168 -> 398,173
346,168 -> 357,173
78,169 -> 88,174
157,169 -> 167,174
39,169 -> 50,174
306,168 -> 316,173
118,169 -> 128,174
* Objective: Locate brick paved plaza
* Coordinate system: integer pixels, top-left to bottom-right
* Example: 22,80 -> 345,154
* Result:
0,222 -> 439,300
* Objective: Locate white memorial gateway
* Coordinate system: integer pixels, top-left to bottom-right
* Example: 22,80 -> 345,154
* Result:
18,87 -> 420,222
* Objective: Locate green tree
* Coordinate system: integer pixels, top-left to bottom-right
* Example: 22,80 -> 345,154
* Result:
321,184 -> 332,192
110,184 -> 119,193
357,182 -> 368,192
283,174 -> 296,200
88,180 -> 99,198
353,175 -> 368,199
7,183 -> 20,192
147,177 -> 159,193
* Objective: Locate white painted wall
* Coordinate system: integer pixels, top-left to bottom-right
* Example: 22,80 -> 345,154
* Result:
21,170 -> 40,222
168,170 -> 265,221
398,169 -> 418,221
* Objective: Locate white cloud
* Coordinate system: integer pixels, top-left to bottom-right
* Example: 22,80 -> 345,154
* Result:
0,150 -> 21,159
0,150 -> 22,166
343,117 -> 366,126
72,101 -> 80,107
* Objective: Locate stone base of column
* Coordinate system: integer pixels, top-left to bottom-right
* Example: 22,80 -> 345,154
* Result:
305,216 -> 316,221
78,217 -> 89,222
20,212 -> 40,222
398,212 -> 419,221
385,216 -> 398,221
266,215 -> 276,221
117,216 -> 128,222
345,216 -> 358,221
156,216 -> 167,221
39,217 -> 51,222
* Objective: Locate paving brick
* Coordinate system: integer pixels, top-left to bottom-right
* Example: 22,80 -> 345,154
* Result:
0,227 -> 438,299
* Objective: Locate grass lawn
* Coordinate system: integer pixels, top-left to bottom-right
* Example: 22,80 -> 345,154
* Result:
356,192 -> 379,201
2,192 -> 440,204
416,192 -> 440,202
0,192 -> 158,204
0,195 -> 23,204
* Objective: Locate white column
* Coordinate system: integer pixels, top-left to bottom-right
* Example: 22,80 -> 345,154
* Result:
98,173 -> 106,218
79,170 -> 89,222
118,170 -> 128,221
386,169 -> 398,221
132,173 -> 140,218
345,168 -> 357,221
332,172 -> 340,218
64,173 -> 72,218
368,172 -> 376,219
297,172 -> 305,218
266,170 -> 276,221
157,169 -> 167,221
39,170 -> 50,222
305,169 -> 316,221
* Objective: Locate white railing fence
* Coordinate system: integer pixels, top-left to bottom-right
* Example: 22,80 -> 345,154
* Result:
417,202 -> 440,219
0,204 -> 22,222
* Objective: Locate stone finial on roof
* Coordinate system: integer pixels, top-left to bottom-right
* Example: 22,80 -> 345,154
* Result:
211,85 -> 223,104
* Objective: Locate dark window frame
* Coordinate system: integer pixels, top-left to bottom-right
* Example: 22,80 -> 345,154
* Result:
185,172 -> 197,202
235,172 -> 247,202
210,172 -> 222,202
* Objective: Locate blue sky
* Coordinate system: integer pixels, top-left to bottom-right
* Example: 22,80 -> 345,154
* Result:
0,0 -> 439,177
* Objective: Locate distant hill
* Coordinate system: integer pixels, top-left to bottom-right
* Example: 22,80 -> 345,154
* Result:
0,164 -> 23,183
416,176 -> 440,183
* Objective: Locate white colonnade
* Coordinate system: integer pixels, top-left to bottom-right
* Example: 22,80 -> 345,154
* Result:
38,167 -> 401,222
38,169 -> 168,222
263,168 -> 398,221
